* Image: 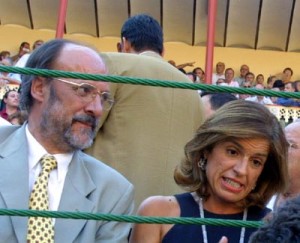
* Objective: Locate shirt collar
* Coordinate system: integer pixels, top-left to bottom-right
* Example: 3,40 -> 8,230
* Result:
25,124 -> 73,179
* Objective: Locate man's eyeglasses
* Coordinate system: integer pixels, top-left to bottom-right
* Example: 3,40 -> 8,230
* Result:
288,141 -> 299,150
55,78 -> 114,110
243,86 -> 251,88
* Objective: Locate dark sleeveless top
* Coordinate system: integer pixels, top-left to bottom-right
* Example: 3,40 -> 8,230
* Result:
162,193 -> 271,243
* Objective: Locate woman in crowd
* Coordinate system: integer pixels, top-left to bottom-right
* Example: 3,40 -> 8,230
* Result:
255,74 -> 265,86
130,100 -> 288,243
193,67 -> 205,83
0,90 -> 20,121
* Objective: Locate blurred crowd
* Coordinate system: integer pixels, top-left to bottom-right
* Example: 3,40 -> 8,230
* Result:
0,40 -> 44,125
170,61 -> 300,106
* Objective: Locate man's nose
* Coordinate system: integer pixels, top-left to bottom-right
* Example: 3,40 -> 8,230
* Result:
84,95 -> 103,118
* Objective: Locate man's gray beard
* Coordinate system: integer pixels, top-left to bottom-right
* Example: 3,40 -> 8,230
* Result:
39,85 -> 97,152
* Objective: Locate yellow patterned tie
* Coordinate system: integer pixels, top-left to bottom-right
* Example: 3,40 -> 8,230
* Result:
27,154 -> 57,243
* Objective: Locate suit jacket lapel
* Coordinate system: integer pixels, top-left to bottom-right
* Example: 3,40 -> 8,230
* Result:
55,151 -> 96,242
0,125 -> 30,242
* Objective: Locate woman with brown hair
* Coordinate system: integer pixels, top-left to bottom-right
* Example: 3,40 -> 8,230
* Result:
130,100 -> 288,243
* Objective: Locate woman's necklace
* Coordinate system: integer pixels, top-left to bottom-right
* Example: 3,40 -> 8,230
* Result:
192,193 -> 248,243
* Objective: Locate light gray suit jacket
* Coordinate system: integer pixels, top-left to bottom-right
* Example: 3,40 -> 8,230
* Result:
0,125 -> 134,243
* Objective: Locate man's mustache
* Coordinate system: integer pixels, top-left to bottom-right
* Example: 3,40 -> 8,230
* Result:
72,115 -> 98,130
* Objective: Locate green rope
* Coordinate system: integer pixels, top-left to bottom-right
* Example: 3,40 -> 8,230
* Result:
0,65 -> 300,99
0,66 -> 272,229
0,66 -> 281,229
0,208 -> 262,228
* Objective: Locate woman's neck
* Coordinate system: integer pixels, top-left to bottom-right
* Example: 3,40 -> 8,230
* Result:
203,197 -> 245,214
5,106 -> 18,115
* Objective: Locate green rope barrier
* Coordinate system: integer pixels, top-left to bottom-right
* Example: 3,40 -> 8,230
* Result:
0,67 -> 273,229
0,208 -> 262,228
0,65 -> 300,99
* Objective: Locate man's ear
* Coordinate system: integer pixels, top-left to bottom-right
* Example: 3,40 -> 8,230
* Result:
31,77 -> 48,102
122,37 -> 132,53
116,42 -> 122,53
161,46 -> 165,57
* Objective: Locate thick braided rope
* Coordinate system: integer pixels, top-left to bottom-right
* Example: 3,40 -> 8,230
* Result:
0,65 -> 270,229
0,209 -> 262,228
0,65 -> 300,99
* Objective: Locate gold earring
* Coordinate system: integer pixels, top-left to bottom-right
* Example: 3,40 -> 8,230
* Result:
197,158 -> 207,171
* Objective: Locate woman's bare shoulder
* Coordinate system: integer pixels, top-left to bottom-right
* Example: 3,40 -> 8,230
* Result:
137,195 -> 180,217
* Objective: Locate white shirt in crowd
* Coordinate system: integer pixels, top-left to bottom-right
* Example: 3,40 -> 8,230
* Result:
0,117 -> 11,126
10,53 -> 31,82
212,73 -> 225,85
245,96 -> 273,105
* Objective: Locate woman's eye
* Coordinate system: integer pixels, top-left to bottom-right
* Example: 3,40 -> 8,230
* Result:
227,149 -> 238,156
252,159 -> 263,168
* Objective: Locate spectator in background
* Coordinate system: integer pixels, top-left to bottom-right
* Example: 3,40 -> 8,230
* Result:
0,59 -> 21,85
266,75 -> 277,89
0,51 -> 10,61
11,41 -> 30,65
246,84 -> 273,105
249,195 -> 300,243
256,74 -> 265,86
11,40 -> 44,82
224,68 -> 239,87
239,80 -> 252,100
186,72 -> 197,83
294,80 -> 300,92
275,121 -> 300,208
273,79 -> 285,91
276,82 -> 300,107
212,62 -> 225,85
235,64 -> 249,86
32,39 -> 44,50
0,90 -> 20,121
284,81 -> 296,92
270,87 -> 280,104
245,72 -> 255,87
200,91 -> 237,119
270,80 -> 285,104
15,40 -> 44,67
215,78 -> 227,86
193,67 -> 205,83
282,67 -> 293,83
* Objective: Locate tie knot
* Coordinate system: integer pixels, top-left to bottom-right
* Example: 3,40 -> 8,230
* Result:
40,154 -> 57,172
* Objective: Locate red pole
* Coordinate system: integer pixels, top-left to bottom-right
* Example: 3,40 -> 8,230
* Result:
55,0 -> 68,38
204,0 -> 217,84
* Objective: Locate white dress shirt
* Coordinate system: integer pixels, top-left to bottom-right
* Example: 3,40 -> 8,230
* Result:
245,96 -> 273,105
212,73 -> 225,85
10,53 -> 31,82
26,125 -> 73,213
